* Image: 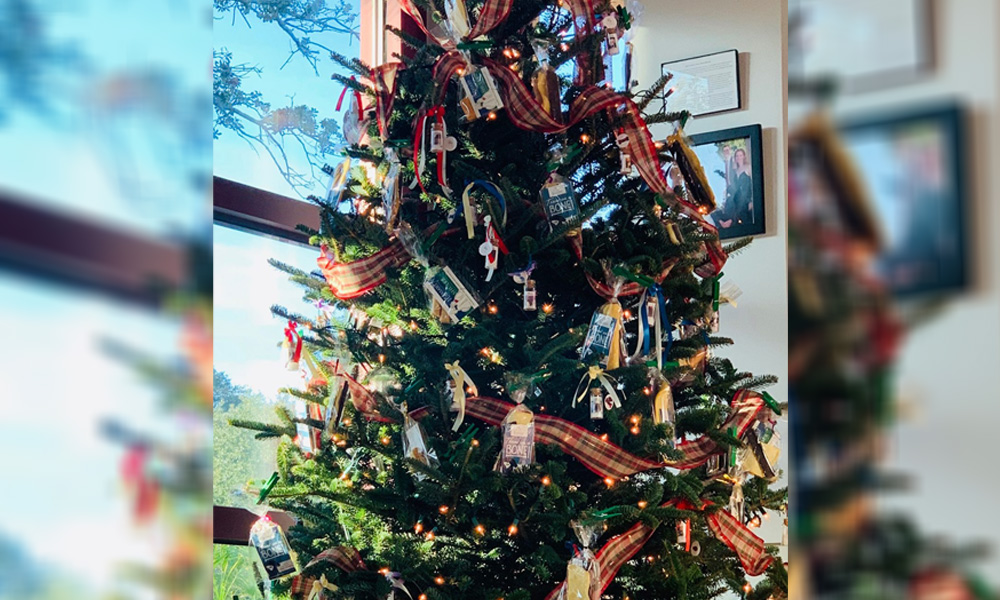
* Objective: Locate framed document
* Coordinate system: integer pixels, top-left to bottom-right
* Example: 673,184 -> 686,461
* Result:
790,0 -> 932,93
660,49 -> 741,117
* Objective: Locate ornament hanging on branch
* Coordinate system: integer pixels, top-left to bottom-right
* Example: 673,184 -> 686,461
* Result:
531,39 -> 563,124
402,406 -> 439,475
283,321 -> 303,372
509,259 -> 538,311
581,269 -> 627,369
423,266 -> 479,324
665,128 -> 717,214
445,361 -> 478,431
615,130 -> 633,175
573,366 -> 622,420
540,172 -> 581,228
559,519 -> 604,600
382,148 -> 402,230
250,514 -> 298,580
676,518 -> 700,556
498,402 -> 535,473
459,64 -> 504,122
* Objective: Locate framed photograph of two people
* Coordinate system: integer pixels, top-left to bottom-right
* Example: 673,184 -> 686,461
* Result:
673,124 -> 766,240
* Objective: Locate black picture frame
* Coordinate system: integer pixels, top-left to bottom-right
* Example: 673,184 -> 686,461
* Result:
679,124 -> 766,240
838,102 -> 968,297
790,0 -> 933,94
660,49 -> 741,118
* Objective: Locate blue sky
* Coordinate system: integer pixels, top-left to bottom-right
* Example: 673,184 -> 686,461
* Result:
0,271 -> 184,597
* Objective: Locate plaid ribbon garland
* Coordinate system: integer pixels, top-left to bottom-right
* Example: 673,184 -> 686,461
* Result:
567,231 -> 679,300
544,498 -> 773,600
291,546 -> 368,599
316,241 -> 411,300
399,0 -> 511,47
706,504 -> 774,576
465,389 -> 766,481
617,100 -> 728,278
544,516 -> 659,600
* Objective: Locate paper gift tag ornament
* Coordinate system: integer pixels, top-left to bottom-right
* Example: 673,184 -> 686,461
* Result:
402,409 -> 439,478
602,11 -> 620,55
581,281 -> 626,369
559,520 -> 603,600
540,172 -> 580,226
740,416 -> 781,481
424,266 -> 479,323
499,404 -> 535,473
250,515 -> 298,580
459,65 -> 503,122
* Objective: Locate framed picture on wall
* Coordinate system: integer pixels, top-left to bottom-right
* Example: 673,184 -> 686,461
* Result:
790,0 -> 932,93
660,49 -> 741,117
838,103 -> 968,297
669,124 -> 765,240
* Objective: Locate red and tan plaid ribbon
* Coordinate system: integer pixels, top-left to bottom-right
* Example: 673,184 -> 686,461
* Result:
465,390 -> 765,480
705,503 -> 774,576
291,546 -> 368,599
316,242 -> 411,300
544,498 -> 773,599
567,231 -> 679,300
617,100 -> 727,278
399,0 -> 511,47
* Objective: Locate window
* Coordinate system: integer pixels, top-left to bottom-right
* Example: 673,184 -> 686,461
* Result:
0,0 -> 210,239
0,270 -> 182,598
212,224 -> 321,507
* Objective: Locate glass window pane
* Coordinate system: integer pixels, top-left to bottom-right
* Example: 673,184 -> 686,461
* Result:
0,271 -> 183,598
213,224 -> 318,507
213,0 -> 362,199
0,1 -> 210,238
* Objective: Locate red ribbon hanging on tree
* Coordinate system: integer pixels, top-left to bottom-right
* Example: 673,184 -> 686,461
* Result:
285,320 -> 303,364
371,63 -> 403,140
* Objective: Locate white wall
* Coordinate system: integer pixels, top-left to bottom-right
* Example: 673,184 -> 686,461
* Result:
814,0 -> 1000,586
633,0 -> 790,572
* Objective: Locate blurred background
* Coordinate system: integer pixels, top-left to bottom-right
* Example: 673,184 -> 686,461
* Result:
789,0 -> 999,597
0,0 -> 212,599
2,0 -> 998,599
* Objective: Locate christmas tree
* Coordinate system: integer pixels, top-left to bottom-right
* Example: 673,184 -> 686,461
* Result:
234,0 -> 787,598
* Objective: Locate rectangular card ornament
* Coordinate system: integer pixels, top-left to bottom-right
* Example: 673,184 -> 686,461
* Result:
459,65 -> 503,121
540,174 -> 580,225
424,266 -> 479,322
250,516 -> 298,580
581,311 -> 617,364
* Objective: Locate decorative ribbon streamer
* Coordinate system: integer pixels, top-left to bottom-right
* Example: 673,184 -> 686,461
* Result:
462,179 -> 508,229
465,390 -> 767,480
635,283 -> 671,369
306,574 -> 338,600
445,361 -> 478,432
386,572 -> 413,599
284,321 -> 303,367
409,106 -> 428,193
543,497 -> 773,600
568,231 -> 679,300
317,242 -> 411,300
573,366 -> 621,410
481,215 -> 508,281
508,259 -> 536,284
